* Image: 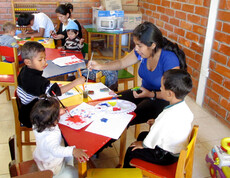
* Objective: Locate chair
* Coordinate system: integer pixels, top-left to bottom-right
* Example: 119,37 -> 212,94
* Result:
0,62 -> 18,100
0,46 -> 24,70
12,96 -> 36,162
8,135 -> 53,178
130,125 -> 199,178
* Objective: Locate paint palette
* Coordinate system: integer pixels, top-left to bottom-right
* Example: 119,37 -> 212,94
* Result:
95,99 -> 136,114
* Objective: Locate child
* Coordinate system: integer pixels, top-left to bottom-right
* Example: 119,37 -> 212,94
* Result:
64,20 -> 84,51
30,96 -> 89,177
0,22 -> 22,62
17,41 -> 85,128
123,69 -> 193,167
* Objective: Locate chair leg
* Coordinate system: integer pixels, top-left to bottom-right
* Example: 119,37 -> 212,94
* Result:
124,81 -> 128,90
24,131 -> 30,143
135,124 -> 141,139
6,86 -> 11,101
16,133 -> 23,162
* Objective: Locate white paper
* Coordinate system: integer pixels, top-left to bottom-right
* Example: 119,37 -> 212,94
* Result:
79,82 -> 115,100
58,89 -> 79,100
85,113 -> 133,139
59,102 -> 99,130
52,55 -> 84,67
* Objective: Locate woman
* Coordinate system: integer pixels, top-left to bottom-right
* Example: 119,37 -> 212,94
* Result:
89,21 -> 187,126
53,4 -> 82,46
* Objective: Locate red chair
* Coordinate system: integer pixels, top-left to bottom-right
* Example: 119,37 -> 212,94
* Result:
130,125 -> 199,178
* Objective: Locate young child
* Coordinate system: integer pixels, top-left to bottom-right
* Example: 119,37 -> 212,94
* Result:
30,96 -> 89,177
64,20 -> 84,51
0,22 -> 22,62
123,69 -> 193,167
17,41 -> 85,128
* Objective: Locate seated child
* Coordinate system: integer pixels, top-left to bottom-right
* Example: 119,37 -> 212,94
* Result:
17,41 -> 85,128
0,21 -> 22,62
123,69 -> 193,167
30,96 -> 89,177
64,20 -> 84,51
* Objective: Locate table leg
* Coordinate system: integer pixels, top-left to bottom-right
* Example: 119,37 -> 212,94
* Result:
118,128 -> 127,168
128,33 -> 131,51
78,161 -> 87,178
88,32 -> 92,60
118,34 -> 122,59
113,34 -> 116,60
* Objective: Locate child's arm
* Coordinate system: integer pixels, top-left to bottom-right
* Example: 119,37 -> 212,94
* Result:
60,76 -> 85,94
73,148 -> 89,163
130,141 -> 144,151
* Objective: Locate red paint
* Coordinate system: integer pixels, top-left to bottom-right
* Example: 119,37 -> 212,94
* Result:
66,115 -> 85,123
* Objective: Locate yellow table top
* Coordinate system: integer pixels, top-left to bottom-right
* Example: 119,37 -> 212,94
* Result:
17,37 -> 55,49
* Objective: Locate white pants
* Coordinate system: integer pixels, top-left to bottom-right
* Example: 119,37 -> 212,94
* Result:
53,161 -> 78,178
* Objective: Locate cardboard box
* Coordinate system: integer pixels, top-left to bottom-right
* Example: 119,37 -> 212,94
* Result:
92,7 -> 124,32
100,0 -> 122,10
122,5 -> 139,11
121,0 -> 138,6
123,12 -> 142,30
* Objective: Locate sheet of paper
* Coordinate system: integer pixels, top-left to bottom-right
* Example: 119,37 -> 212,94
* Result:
58,89 -> 78,100
59,102 -> 99,130
79,82 -> 115,100
52,55 -> 84,67
85,113 -> 133,139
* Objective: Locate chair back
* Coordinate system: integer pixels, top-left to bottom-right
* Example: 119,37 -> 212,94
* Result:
0,62 -> 18,86
0,46 -> 20,69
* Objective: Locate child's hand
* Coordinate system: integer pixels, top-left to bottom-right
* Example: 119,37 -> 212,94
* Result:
147,119 -> 155,127
73,148 -> 89,163
73,76 -> 85,85
130,141 -> 144,151
80,38 -> 84,44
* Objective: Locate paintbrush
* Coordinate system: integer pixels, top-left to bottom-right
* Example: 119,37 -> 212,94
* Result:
51,91 -> 73,118
78,68 -> 85,90
88,94 -> 122,103
74,86 -> 82,94
85,51 -> 94,90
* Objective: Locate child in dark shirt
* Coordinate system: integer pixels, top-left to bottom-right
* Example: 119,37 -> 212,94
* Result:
17,41 -> 85,127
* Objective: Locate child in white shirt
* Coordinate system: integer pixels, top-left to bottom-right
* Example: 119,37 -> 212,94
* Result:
30,96 -> 89,177
123,69 -> 194,167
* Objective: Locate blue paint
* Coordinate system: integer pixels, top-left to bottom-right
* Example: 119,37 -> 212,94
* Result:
99,103 -> 109,107
101,118 -> 108,123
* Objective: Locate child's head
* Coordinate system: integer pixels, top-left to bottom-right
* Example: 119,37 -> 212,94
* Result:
30,95 -> 60,132
66,20 -> 79,40
3,22 -> 16,36
21,41 -> 47,71
161,69 -> 192,100
17,13 -> 34,26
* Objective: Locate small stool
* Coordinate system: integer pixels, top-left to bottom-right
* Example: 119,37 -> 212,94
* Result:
87,168 -> 142,178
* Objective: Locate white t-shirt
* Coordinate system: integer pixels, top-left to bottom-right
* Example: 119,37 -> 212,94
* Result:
143,101 -> 194,154
33,125 -> 75,175
31,12 -> 54,37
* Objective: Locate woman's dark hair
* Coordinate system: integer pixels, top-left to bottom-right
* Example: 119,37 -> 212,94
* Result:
18,13 -> 34,26
21,41 -> 45,60
30,95 -> 60,133
133,21 -> 187,70
163,69 -> 192,100
55,4 -> 71,17
65,3 -> 73,12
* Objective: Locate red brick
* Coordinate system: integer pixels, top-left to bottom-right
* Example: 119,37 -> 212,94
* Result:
212,82 -> 224,96
209,99 -> 227,118
199,36 -> 205,45
223,79 -> 230,90
152,12 -> 160,19
149,4 -> 157,11
195,6 -> 209,17
223,22 -> 230,33
219,0 -> 230,10
182,4 -> 194,13
209,70 -> 223,84
143,2 -> 149,9
190,0 -> 203,5
171,2 -> 181,10
211,51 -> 228,65
216,63 -> 230,78
201,17 -> 208,26
193,69 -> 200,79
218,11 -> 230,22
220,98 -> 230,110
165,23 -> 173,31
204,0 -> 211,7
180,21 -> 193,31
153,0 -> 161,5
191,42 -> 203,53
162,0 -> 171,7
179,37 -> 191,47
146,10 -> 153,16
215,21 -> 223,31
156,20 -> 164,28
187,14 -> 201,24
165,9 -> 175,16
219,43 -> 230,56
183,48 -> 195,58
215,31 -> 230,44
206,88 -> 220,103
221,87 -> 230,100
160,14 -> 169,22
169,18 -> 180,26
157,6 -> 165,13
175,11 -> 186,20
209,60 -> 216,71
188,58 -> 200,69
186,32 -> 199,42
193,25 -> 206,35
174,26 -> 185,36
212,40 -> 219,51
195,53 -> 202,63
168,32 -> 178,42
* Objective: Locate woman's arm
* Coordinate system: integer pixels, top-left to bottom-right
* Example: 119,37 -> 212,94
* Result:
89,49 -> 139,71
17,28 -> 45,38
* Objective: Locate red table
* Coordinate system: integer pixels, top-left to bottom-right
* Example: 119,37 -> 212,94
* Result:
58,101 -> 135,178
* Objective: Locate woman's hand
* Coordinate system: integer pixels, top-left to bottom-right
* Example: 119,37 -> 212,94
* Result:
73,148 -> 89,163
88,60 -> 102,70
133,87 -> 152,98
130,141 -> 144,151
52,34 -> 64,40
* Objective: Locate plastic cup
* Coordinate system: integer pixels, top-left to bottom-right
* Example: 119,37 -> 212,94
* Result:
83,90 -> 88,102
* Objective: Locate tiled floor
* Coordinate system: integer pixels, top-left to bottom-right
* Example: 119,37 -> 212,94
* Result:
0,73 -> 229,178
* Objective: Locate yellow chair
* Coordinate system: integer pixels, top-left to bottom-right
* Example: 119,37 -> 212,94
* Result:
12,96 -> 36,162
130,125 -> 199,178
87,168 -> 142,178
0,62 -> 18,100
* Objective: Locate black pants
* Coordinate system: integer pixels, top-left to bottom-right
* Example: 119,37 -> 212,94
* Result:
118,90 -> 169,126
123,132 -> 179,168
